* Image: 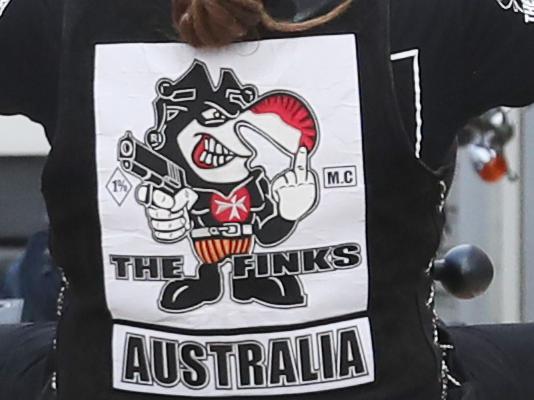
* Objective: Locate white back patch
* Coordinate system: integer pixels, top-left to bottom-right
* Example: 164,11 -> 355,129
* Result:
94,35 -> 375,397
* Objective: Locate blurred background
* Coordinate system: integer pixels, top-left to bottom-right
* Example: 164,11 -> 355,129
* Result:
437,106 -> 534,324
0,116 -> 58,323
0,115 -> 48,266
0,106 -> 533,324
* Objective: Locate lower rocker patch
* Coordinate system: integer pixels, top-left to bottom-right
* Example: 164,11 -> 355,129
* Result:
113,318 -> 374,397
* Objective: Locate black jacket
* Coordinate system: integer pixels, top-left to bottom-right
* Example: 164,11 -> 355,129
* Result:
0,1 -> 533,400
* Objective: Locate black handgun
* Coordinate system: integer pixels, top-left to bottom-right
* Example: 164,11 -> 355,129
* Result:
118,131 -> 185,196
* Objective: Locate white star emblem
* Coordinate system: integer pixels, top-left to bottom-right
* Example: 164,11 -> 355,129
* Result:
214,195 -> 248,220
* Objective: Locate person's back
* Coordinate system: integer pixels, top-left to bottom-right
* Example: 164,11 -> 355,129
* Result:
49,2 -> 434,398
1,1 -> 534,400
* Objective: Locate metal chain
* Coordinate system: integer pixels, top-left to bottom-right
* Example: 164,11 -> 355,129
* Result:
438,180 -> 447,213
51,269 -> 69,392
426,275 -> 459,400
428,180 -> 461,400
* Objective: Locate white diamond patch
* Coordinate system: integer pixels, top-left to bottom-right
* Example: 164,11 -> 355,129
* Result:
106,168 -> 132,206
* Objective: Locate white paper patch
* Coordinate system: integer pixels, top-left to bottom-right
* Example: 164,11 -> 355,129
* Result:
95,35 -> 372,396
112,318 -> 374,397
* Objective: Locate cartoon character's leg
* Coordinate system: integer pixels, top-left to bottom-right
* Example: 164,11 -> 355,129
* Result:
232,275 -> 306,307
160,263 -> 222,312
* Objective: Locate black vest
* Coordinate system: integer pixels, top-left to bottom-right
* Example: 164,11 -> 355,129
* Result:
43,1 -> 444,399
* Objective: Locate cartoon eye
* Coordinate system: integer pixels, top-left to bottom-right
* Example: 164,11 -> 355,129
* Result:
202,108 -> 222,120
201,107 -> 228,126
166,109 -> 180,121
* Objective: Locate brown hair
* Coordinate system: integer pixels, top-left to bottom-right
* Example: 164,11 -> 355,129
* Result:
172,0 -> 353,48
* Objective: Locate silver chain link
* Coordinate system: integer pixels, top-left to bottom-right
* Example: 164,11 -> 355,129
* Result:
427,272 -> 456,400
428,180 -> 461,400
51,269 -> 69,392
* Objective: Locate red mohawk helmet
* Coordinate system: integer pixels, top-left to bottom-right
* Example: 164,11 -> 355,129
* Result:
239,92 -> 319,156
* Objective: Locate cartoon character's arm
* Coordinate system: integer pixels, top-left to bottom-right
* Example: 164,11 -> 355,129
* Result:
271,147 -> 318,221
118,132 -> 198,244
253,176 -> 297,247
253,148 -> 319,246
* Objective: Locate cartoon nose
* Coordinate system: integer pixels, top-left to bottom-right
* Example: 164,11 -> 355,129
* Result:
237,93 -> 318,155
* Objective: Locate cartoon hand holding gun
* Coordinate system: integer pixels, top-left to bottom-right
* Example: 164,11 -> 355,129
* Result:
118,132 -> 198,243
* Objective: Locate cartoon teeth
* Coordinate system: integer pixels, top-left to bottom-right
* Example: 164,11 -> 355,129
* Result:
200,136 -> 236,167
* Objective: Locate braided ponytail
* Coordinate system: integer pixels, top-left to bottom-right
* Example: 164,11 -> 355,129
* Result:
172,0 -> 353,47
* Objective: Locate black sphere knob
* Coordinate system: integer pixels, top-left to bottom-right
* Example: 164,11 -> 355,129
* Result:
432,245 -> 494,299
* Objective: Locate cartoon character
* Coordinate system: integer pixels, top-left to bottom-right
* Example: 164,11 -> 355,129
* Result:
119,60 -> 319,312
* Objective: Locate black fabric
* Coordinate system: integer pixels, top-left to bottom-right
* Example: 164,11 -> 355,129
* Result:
0,1 -> 533,400
446,324 -> 534,400
0,0 -> 62,140
391,0 -> 534,170
0,323 -> 56,400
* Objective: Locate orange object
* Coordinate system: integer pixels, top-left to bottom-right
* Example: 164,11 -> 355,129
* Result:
478,154 -> 508,182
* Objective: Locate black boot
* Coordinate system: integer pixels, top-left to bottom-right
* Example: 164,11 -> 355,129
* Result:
232,275 -> 306,307
160,264 -> 222,312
